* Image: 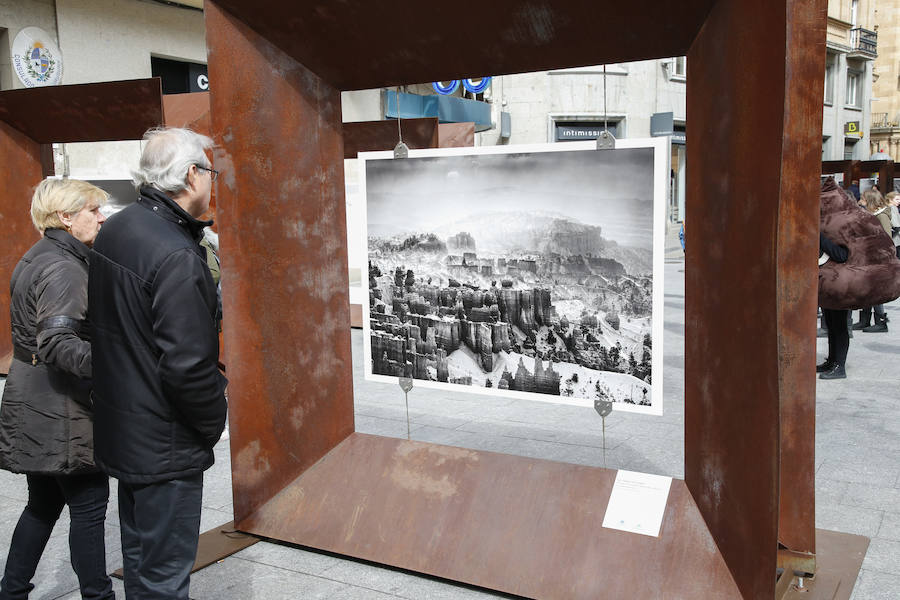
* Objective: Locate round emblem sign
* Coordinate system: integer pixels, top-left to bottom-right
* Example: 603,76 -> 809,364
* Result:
12,27 -> 63,87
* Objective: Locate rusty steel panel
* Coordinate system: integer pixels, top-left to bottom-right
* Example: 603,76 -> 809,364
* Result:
163,91 -> 212,136
240,433 -> 741,599
0,79 -> 163,144
342,117 -> 439,159
438,122 -> 476,148
685,0 -> 825,597
205,2 -> 355,523
210,0 -> 717,90
777,0 -> 826,556
0,120 -> 43,375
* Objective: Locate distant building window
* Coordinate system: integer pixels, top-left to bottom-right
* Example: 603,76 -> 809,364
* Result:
824,55 -> 835,105
667,57 -> 686,81
151,56 -> 208,95
845,71 -> 862,108
844,138 -> 857,160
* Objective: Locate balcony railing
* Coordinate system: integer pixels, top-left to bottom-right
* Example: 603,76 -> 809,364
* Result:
872,112 -> 899,129
850,27 -> 877,57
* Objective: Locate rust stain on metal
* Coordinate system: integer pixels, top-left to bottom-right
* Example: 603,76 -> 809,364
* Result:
388,441 -> 480,499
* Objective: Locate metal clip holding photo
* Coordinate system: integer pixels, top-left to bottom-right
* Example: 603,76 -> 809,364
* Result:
596,130 -> 616,150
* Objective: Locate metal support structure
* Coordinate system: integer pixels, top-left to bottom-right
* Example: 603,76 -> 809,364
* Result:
201,1 -> 834,598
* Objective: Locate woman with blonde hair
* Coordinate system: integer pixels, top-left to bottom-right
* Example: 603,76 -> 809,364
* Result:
852,188 -> 892,333
0,179 -> 114,599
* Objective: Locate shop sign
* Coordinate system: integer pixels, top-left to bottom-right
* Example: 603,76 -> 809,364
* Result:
12,27 -> 63,87
845,121 -> 863,138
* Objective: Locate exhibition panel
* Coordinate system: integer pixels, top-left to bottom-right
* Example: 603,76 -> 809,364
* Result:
685,2 -> 824,594
206,2 -> 355,522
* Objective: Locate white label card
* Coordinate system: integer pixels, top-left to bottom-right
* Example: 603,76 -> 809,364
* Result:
602,469 -> 672,537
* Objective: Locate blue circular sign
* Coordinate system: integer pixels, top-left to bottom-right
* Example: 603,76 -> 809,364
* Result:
462,77 -> 491,94
432,80 -> 460,95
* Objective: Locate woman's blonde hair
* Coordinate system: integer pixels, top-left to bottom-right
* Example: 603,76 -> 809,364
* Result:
30,179 -> 109,234
861,187 -> 888,212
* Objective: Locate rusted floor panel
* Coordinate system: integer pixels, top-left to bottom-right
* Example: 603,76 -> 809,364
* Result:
237,433 -> 741,599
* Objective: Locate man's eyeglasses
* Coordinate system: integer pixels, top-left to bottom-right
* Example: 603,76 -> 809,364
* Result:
195,165 -> 219,182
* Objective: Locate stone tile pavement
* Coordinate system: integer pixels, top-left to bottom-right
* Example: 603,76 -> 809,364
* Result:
0,255 -> 898,598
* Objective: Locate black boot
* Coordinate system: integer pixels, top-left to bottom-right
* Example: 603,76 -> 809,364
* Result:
816,359 -> 834,373
852,307 -> 872,330
819,363 -> 846,379
863,314 -> 888,333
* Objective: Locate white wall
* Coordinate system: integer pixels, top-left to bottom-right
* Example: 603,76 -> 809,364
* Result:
54,0 -> 206,178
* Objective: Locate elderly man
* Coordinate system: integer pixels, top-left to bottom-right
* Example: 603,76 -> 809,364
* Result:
89,127 -> 227,598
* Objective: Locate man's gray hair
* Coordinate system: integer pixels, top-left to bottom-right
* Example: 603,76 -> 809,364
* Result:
134,127 -> 213,195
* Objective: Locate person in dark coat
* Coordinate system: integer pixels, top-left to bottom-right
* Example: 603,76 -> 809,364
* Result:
818,232 -> 850,379
0,179 -> 113,599
89,127 -> 227,599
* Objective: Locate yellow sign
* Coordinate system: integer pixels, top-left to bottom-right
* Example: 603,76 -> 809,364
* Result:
844,121 -> 862,138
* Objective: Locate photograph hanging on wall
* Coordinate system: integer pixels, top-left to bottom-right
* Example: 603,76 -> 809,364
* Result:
361,139 -> 666,415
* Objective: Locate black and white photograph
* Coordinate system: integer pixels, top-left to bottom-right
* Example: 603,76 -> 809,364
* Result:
361,140 -> 666,415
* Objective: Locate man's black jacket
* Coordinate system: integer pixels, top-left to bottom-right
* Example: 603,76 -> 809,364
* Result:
89,186 -> 227,484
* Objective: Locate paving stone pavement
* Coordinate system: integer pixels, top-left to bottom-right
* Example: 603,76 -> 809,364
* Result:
0,254 -> 898,598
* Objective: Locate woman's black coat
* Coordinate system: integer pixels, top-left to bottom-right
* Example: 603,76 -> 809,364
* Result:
0,229 -> 97,475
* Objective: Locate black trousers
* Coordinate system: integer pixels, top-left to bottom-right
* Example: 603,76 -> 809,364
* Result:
119,474 -> 202,600
823,308 -> 850,367
0,472 -> 113,600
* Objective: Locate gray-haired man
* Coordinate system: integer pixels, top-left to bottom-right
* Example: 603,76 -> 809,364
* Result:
89,127 -> 227,598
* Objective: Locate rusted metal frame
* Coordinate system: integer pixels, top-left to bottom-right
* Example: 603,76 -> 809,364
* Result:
205,1 -> 355,524
685,0 -> 825,597
342,118 -> 439,159
776,0 -> 827,562
0,78 -> 164,144
852,160 -> 895,194
0,120 -> 43,374
821,159 -> 857,187
209,0 -> 717,91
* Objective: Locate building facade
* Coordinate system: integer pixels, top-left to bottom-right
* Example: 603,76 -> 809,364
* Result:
870,0 -> 900,158
823,0 -> 878,161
